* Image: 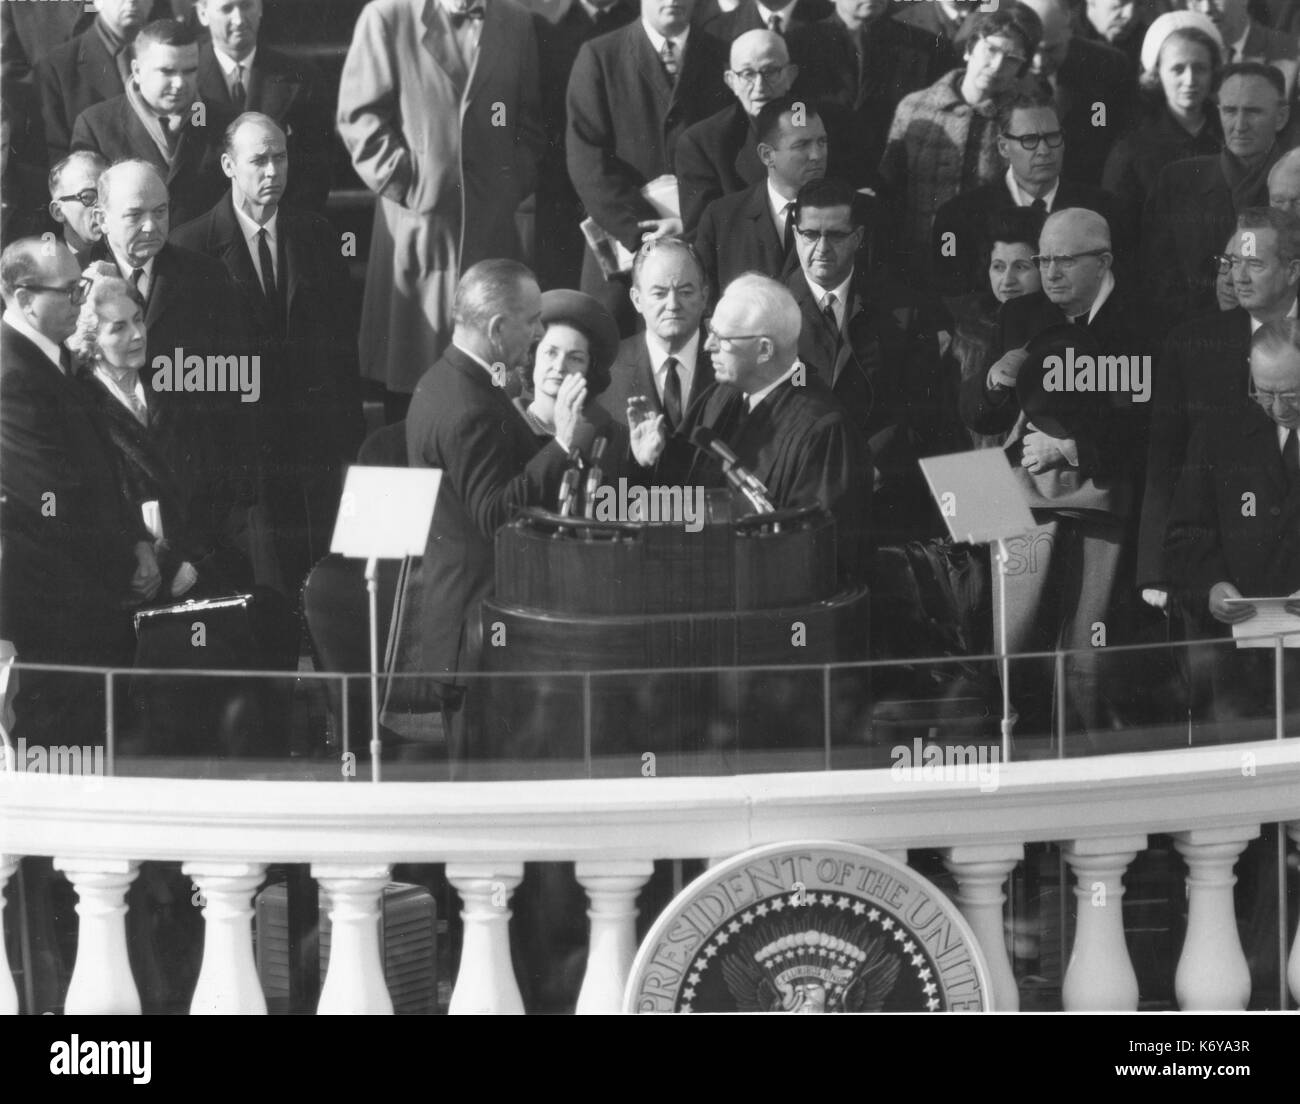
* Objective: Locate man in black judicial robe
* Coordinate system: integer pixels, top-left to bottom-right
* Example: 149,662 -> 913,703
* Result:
631,271 -> 872,582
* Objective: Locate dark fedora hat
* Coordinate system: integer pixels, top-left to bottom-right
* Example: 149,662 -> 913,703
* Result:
540,289 -> 620,397
1014,321 -> 1109,440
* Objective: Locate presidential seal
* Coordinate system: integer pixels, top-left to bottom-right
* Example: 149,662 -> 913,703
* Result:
624,841 -> 992,1013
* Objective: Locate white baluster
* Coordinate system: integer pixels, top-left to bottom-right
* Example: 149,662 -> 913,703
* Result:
943,844 -> 1022,1012
1173,826 -> 1258,1011
184,862 -> 268,1014
447,863 -> 524,1015
1061,836 -> 1145,1011
54,857 -> 141,1014
313,863 -> 393,1014
574,860 -> 653,1014
1288,823 -> 1300,1006
0,855 -> 18,1014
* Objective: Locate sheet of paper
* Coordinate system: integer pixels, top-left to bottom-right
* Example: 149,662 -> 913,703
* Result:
1230,598 -> 1300,648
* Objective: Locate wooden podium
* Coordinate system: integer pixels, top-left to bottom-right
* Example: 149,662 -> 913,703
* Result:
472,491 -> 870,776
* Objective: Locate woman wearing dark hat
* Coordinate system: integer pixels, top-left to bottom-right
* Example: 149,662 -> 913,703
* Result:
1102,13 -> 1224,221
515,289 -> 629,475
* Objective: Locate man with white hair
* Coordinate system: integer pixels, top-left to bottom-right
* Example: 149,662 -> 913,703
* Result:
46,149 -> 107,268
675,29 -> 799,233
1268,146 -> 1300,216
631,271 -> 871,580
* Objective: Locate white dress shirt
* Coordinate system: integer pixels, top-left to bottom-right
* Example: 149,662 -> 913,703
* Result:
767,178 -> 796,239
213,44 -> 257,100
747,358 -> 802,410
645,328 -> 699,408
110,246 -> 156,301
1249,300 -> 1298,334
641,20 -> 689,63
1005,166 -> 1060,211
1080,269 -> 1115,325
2,307 -> 64,371
805,269 -> 854,332
234,202 -> 279,291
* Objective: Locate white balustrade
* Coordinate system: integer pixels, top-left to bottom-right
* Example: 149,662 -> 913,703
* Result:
184,862 -> 268,1015
53,857 -> 141,1015
313,863 -> 393,1015
1061,836 -> 1145,1011
1173,826 -> 1259,1011
447,863 -> 524,1014
574,860 -> 653,1014
943,844 -> 1023,1012
0,855 -> 17,1015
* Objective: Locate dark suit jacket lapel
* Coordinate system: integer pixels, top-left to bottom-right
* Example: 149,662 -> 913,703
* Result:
790,272 -> 837,387
672,31 -> 710,113
631,336 -> 662,415
281,210 -> 308,318
82,31 -> 127,102
248,56 -> 299,119
632,24 -> 672,104
1242,409 -> 1290,499
742,182 -> 783,274
207,194 -> 267,305
466,5 -> 503,104
197,43 -> 233,109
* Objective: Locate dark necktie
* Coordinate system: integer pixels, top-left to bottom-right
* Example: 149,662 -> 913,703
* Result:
781,201 -> 795,254
159,114 -> 178,154
232,63 -> 246,110
822,292 -> 839,341
660,39 -> 679,82
1030,197 -> 1047,213
58,347 -> 74,377
1072,312 -> 1088,327
662,356 -> 683,430
257,228 -> 277,301
1285,427 -> 1299,487
768,13 -> 783,34
450,5 -> 484,26
129,266 -> 145,300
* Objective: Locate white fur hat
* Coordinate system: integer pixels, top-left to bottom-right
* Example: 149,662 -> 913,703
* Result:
1140,11 -> 1225,76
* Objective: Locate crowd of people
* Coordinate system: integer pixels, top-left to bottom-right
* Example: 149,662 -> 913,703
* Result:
2,0 -> 1300,759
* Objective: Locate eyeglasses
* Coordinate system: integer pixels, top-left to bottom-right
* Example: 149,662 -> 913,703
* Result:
1031,249 -> 1109,271
705,323 -> 764,348
1216,253 -> 1268,275
728,64 -> 790,86
1249,384 -> 1300,408
17,277 -> 92,305
793,226 -> 858,245
55,188 -> 98,208
1000,130 -> 1065,151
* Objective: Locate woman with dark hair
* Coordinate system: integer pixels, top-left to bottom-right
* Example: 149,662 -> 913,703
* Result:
1102,13 -> 1225,220
942,206 -> 1047,449
514,288 -> 629,480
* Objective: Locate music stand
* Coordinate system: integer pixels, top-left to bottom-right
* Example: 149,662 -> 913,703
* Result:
330,466 -> 441,782
919,450 -> 1036,762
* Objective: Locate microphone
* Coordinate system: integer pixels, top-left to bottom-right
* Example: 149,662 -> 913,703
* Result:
690,427 -> 774,513
556,446 -> 583,516
582,434 -> 608,518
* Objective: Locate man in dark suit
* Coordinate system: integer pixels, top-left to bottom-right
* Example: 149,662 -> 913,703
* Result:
171,113 -> 363,595
93,159 -> 254,541
596,237 -> 713,438
193,0 -> 332,212
694,95 -> 826,293
891,0 -> 981,47
675,29 -> 797,233
534,0 -> 638,290
632,271 -> 872,580
704,0 -> 833,40
1164,316 -> 1300,726
960,207 -> 1150,732
788,177 -> 956,546
1142,63 -> 1292,339
1,105 -> 54,248
34,0 -> 153,163
932,92 -> 1126,297
0,238 -> 158,740
1020,0 -> 1134,188
807,0 -> 954,175
565,0 -> 730,322
1137,207 -> 1300,602
71,19 -> 232,229
1074,0 -> 1148,75
405,260 -> 577,761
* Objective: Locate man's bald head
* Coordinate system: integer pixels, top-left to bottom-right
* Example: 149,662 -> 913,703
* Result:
97,160 -> 170,266
725,29 -> 796,116
0,238 -> 83,343
704,273 -> 801,393
1269,148 -> 1300,217
1038,208 -> 1113,317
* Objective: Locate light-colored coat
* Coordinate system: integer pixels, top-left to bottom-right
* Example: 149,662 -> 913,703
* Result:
337,0 -> 545,393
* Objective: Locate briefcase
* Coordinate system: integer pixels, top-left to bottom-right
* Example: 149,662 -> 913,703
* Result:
132,593 -> 258,672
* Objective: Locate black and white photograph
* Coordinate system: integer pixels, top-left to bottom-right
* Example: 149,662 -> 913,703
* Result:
0,0 -> 1298,1041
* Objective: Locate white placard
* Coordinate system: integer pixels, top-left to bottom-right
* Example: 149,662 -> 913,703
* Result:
330,466 -> 442,559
